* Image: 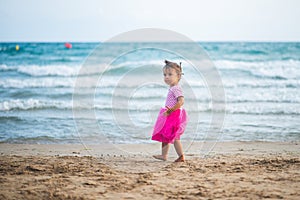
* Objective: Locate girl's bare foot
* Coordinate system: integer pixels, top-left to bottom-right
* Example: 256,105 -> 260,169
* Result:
174,154 -> 185,162
153,155 -> 167,161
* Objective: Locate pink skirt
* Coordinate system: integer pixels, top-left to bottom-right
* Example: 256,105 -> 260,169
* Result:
151,108 -> 188,144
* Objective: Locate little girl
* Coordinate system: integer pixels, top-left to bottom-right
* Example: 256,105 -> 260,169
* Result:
152,60 -> 188,162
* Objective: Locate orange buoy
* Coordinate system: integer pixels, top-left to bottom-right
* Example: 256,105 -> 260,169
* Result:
64,43 -> 72,49
16,45 -> 20,51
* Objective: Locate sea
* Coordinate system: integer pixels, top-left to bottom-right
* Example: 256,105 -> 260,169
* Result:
0,42 -> 299,144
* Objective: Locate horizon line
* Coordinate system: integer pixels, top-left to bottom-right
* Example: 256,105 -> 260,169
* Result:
1,40 -> 300,43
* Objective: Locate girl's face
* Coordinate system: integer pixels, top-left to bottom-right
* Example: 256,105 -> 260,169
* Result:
163,67 -> 180,86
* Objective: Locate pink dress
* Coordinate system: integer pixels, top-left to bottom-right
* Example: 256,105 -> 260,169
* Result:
151,85 -> 188,144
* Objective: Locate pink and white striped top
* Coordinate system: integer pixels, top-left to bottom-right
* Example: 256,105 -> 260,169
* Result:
165,85 -> 183,108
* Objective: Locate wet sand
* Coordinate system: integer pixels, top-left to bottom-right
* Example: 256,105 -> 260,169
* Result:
0,141 -> 299,199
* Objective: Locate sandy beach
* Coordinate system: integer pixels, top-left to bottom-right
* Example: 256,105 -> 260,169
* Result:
0,141 -> 299,199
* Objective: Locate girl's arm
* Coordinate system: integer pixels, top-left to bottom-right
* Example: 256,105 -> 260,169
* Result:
165,96 -> 184,115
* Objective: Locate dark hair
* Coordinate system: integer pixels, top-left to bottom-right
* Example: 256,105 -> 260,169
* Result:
163,60 -> 184,77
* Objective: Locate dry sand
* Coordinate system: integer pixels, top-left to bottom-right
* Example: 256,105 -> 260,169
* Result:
0,141 -> 299,199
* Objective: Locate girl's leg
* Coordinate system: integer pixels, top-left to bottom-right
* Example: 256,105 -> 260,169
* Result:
162,142 -> 170,158
153,142 -> 169,161
174,139 -> 185,162
174,139 -> 183,156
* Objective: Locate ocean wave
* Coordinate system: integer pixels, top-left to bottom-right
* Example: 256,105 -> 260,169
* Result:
0,77 -> 161,89
4,86 -> 298,105
0,99 -> 71,111
1,76 -> 300,90
18,65 -> 80,77
215,60 -> 300,80
0,60 -> 163,77
0,78 -> 75,88
100,60 -> 164,75
0,116 -> 23,122
0,64 -> 104,77
227,110 -> 300,115
225,99 -> 300,104
1,98 -> 299,116
2,58 -> 300,80
221,68 -> 287,80
241,49 -> 268,55
0,64 -> 18,71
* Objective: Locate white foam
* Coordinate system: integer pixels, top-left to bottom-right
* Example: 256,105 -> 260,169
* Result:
225,102 -> 300,115
2,60 -> 165,77
3,59 -> 300,80
215,59 -> 300,69
1,64 -> 109,77
18,65 -> 80,77
0,99 -> 71,111
0,64 -> 17,71
214,60 -> 300,79
0,78 -> 75,88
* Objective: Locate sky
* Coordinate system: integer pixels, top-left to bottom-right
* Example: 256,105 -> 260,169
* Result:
1,0 -> 300,42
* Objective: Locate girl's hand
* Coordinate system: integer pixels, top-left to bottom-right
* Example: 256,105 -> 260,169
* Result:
163,106 -> 173,116
163,97 -> 184,116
